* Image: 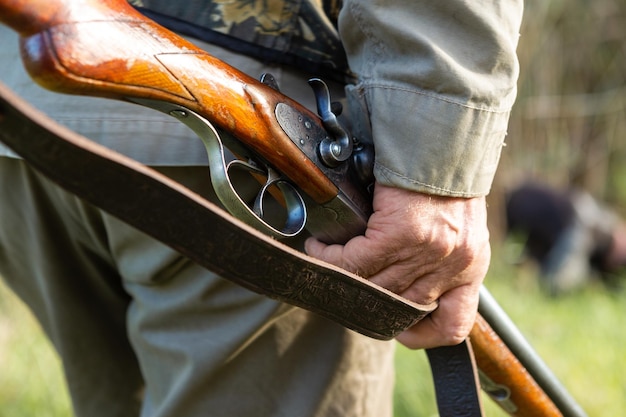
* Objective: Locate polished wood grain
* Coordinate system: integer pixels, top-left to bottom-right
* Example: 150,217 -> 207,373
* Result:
0,0 -> 338,203
471,315 -> 563,416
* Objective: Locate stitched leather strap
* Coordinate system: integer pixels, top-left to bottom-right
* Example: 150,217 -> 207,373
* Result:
0,81 -> 483,416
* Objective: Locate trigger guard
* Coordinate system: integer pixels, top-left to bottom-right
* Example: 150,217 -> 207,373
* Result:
204,128 -> 306,240
125,99 -> 307,239
252,171 -> 307,236
227,160 -> 307,237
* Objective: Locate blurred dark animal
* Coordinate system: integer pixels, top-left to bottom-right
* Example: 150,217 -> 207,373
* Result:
505,182 -> 626,295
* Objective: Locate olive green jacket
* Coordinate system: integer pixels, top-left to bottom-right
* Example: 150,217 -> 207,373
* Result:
340,1 -> 522,197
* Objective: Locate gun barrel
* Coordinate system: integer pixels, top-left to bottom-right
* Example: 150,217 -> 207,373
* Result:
475,287 -> 588,417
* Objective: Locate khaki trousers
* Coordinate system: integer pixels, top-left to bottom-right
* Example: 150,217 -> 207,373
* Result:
0,158 -> 395,417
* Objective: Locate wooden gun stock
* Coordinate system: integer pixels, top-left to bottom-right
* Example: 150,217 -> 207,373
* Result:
0,1 -> 584,416
0,0 -> 337,204
471,315 -> 562,416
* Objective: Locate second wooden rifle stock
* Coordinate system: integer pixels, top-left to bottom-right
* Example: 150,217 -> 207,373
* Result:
0,0 -> 586,416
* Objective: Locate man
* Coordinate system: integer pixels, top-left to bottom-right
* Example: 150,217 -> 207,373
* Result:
0,1 -> 523,416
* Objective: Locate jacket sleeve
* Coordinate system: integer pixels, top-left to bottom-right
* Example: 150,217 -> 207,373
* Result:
338,0 -> 523,197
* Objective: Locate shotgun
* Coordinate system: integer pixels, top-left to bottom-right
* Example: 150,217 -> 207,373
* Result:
0,1 -> 585,416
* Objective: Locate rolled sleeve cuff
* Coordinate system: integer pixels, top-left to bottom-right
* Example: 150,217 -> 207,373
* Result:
350,84 -> 511,198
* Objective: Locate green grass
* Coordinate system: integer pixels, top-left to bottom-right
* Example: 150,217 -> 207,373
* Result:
481,258 -> 626,416
0,281 -> 72,417
2,242 -> 625,416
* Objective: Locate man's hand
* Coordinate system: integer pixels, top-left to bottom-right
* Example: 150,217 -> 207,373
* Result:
305,183 -> 490,349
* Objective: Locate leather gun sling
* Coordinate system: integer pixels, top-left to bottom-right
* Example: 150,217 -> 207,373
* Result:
0,82 -> 484,416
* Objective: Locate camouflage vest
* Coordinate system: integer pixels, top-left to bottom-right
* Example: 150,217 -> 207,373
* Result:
129,0 -> 352,84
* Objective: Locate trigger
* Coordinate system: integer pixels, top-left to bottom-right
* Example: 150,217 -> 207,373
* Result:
252,166 -> 307,236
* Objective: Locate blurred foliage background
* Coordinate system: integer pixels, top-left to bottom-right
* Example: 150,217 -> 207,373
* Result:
1,0 -> 625,416
490,0 -> 626,229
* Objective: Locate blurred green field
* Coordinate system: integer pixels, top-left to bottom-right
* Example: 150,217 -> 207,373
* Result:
0,280 -> 72,417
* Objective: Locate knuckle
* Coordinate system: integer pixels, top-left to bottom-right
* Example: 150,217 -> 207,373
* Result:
432,312 -> 476,346
402,285 -> 440,306
440,327 -> 471,346
442,332 -> 468,346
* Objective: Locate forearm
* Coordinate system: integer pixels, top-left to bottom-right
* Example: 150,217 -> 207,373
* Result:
339,0 -> 523,197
